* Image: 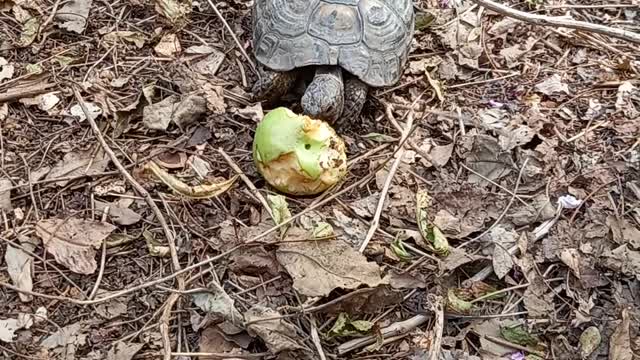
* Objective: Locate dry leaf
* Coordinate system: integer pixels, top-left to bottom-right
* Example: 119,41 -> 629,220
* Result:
154,33 -> 181,57
464,134 -> 512,186
199,326 -> 243,356
103,31 -> 146,48
69,102 -> 102,121
441,247 -> 486,272
609,308 -> 632,360
232,103 -> 263,123
46,149 -> 111,187
55,0 -> 92,33
154,0 -> 191,25
471,319 -> 522,357
276,236 -> 386,297
193,50 -> 226,76
0,318 -> 19,342
144,161 -> 238,199
202,83 -> 226,114
35,218 -> 116,274
5,243 -> 35,302
535,74 -> 570,96
192,284 -> 243,327
0,178 -> 12,211
94,200 -> 141,226
106,342 -> 144,360
559,248 -> 582,279
486,226 -> 517,279
41,321 -> 88,359
94,290 -> 128,319
244,305 -> 309,355
0,57 -> 14,81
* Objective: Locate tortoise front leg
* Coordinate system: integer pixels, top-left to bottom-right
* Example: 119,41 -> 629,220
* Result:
301,66 -> 344,124
252,66 -> 298,105
340,76 -> 368,125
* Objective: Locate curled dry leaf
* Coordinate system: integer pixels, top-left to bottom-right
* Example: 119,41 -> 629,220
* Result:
35,218 -> 116,274
144,161 -> 238,199
244,305 -> 309,355
276,235 -> 386,297
154,0 -> 191,25
55,0 -> 92,34
192,284 -> 244,327
142,230 -> 170,257
41,321 -> 88,359
609,308 -> 632,360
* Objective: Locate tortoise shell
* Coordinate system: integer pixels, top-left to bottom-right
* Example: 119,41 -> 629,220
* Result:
252,0 -> 415,88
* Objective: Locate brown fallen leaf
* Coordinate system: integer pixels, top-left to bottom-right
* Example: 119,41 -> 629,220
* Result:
199,326 -> 244,358
609,308 -> 632,360
46,149 -> 111,187
106,341 -> 144,360
35,218 -> 116,274
94,200 -> 141,226
244,305 -> 310,355
154,33 -> 181,57
154,0 -> 191,25
276,236 -> 387,297
41,321 -> 88,359
103,31 -> 146,48
440,247 -> 487,272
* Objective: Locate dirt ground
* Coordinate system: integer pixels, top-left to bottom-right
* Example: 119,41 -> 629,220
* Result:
0,0 -> 639,359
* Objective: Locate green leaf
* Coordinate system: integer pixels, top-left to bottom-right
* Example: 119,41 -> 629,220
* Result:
579,326 -> 601,358
25,63 -> 43,75
19,17 -> 39,47
446,288 -> 473,313
391,236 -> 412,261
500,324 -> 539,347
328,313 -> 373,337
416,189 -> 450,256
267,194 -> 291,225
54,55 -> 75,67
312,221 -> 334,239
415,12 -> 435,31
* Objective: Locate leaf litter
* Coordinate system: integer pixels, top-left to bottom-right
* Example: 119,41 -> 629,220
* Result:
0,1 -> 639,359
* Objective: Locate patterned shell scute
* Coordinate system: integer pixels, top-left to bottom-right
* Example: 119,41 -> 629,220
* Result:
253,0 -> 414,87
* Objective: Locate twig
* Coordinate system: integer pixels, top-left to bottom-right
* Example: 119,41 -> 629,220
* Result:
0,82 -> 55,103
456,157 -> 530,249
217,148 -> 274,221
88,239 -> 107,300
428,295 -> 444,360
204,0 -> 257,75
471,0 -> 640,44
359,107 -> 414,253
72,87 -> 185,360
310,321 -> 327,360
565,120 -> 609,143
337,315 -> 430,355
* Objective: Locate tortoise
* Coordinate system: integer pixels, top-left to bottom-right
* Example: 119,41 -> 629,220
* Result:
251,0 -> 415,124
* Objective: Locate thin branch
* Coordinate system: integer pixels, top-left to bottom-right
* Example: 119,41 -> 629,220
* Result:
472,0 -> 640,44
72,87 -> 185,360
359,107 -> 414,253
